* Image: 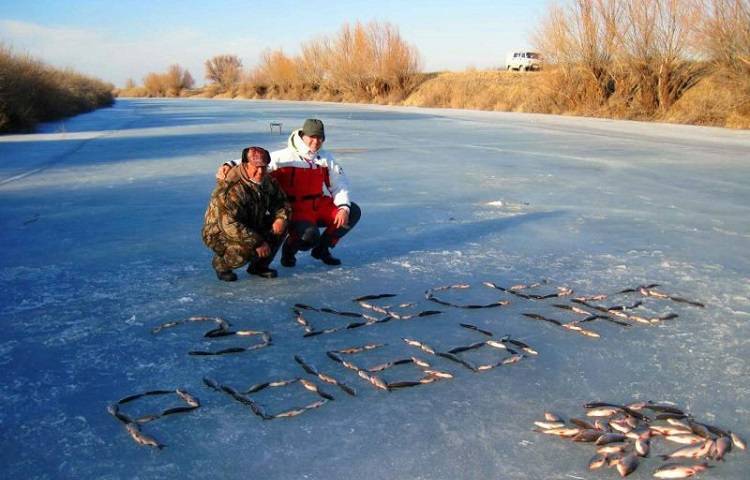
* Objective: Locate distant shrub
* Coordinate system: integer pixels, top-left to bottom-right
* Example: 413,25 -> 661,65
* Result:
205,54 -> 242,94
0,45 -> 114,132
122,64 -> 194,97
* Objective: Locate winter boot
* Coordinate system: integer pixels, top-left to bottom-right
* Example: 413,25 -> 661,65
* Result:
247,264 -> 278,279
280,242 -> 297,267
311,245 -> 341,266
216,270 -> 238,282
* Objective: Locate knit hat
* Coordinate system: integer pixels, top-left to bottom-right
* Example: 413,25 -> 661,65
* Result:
242,146 -> 271,166
301,118 -> 325,139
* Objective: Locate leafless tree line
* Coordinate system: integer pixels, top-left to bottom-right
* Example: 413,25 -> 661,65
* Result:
533,0 -> 749,116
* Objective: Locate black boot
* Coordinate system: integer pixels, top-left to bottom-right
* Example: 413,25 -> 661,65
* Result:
216,270 -> 238,282
311,245 -> 341,266
247,264 -> 278,279
281,242 -> 297,267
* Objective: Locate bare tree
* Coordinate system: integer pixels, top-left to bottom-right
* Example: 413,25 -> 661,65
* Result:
205,54 -> 242,92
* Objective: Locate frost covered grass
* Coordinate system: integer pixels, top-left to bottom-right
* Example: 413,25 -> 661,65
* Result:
0,45 -> 114,133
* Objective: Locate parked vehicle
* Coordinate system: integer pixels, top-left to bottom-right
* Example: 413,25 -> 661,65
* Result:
505,51 -> 542,71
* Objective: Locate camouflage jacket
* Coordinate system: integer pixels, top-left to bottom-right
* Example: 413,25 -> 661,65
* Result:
202,165 -> 291,249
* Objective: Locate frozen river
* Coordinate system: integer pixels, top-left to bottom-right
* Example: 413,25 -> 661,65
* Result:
1,99 -> 749,479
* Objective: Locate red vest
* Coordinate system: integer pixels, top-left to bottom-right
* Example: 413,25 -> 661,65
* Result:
272,166 -> 330,201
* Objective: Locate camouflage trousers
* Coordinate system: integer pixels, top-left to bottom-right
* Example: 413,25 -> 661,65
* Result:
203,229 -> 283,273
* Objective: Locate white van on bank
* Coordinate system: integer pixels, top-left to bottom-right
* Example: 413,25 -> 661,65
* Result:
505,51 -> 542,71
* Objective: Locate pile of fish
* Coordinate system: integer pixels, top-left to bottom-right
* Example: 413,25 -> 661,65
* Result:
107,388 -> 201,449
203,376 -> 333,420
533,401 -> 746,477
151,315 -> 271,355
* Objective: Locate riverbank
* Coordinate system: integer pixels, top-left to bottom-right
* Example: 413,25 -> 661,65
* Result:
0,46 -> 114,133
118,69 -> 749,130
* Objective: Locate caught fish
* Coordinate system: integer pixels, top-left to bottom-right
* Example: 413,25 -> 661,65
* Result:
387,380 -> 422,389
634,438 -> 650,457
535,427 -> 580,437
501,354 -> 524,365
272,408 -> 307,419
615,452 -> 638,477
423,369 -> 452,379
106,404 -> 133,424
402,338 -> 435,355
661,440 -> 713,460
544,412 -> 562,422
505,338 -> 538,355
713,436 -> 731,460
730,431 -> 746,450
572,429 -> 604,442
666,418 -> 692,429
448,342 -> 486,354
651,424 -> 692,436
410,357 -> 431,368
203,377 -> 221,391
134,414 -> 161,424
597,442 -> 630,454
486,340 -> 510,350
653,462 -> 711,478
664,434 -> 705,445
125,423 -> 163,449
175,389 -> 200,408
326,351 -> 343,363
535,421 -> 566,430
460,323 -> 494,337
353,293 -> 397,302
595,433 -> 627,445
570,418 -> 596,430
357,370 -> 388,391
588,453 -> 608,470
587,407 -> 622,417
161,406 -> 198,416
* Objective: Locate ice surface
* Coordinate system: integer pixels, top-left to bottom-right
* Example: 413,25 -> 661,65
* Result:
1,99 -> 749,479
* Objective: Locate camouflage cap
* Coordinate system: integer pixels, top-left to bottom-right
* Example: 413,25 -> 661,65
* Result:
242,146 -> 271,167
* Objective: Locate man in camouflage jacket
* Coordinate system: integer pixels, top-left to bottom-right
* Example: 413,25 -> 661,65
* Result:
202,146 -> 291,282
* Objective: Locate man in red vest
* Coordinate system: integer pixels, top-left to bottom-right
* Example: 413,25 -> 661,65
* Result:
217,119 -> 361,267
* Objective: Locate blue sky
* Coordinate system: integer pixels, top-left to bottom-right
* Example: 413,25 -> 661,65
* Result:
0,0 -> 548,86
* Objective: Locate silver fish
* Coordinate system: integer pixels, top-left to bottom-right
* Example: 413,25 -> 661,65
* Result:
587,406 -> 622,417
570,418 -> 596,430
423,369 -> 452,379
730,431 -> 746,450
535,427 -> 580,437
597,442 -> 630,454
544,412 -> 562,422
502,354 -> 524,365
615,452 -> 638,477
650,424 -> 692,436
175,389 -> 200,408
653,462 -> 710,478
635,438 -> 650,457
665,434 -> 706,445
661,440 -> 713,460
588,453 -> 608,470
595,433 -> 627,445
534,421 -> 566,430
125,423 -> 163,449
713,436 -> 731,460
573,429 -> 603,442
